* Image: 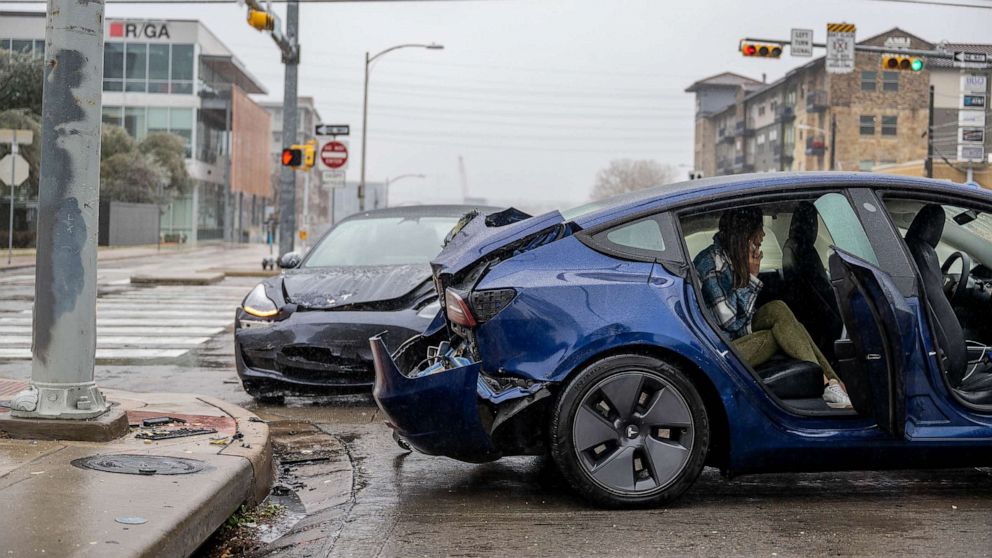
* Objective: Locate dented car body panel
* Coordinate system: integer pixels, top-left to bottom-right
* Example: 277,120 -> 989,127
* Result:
372,173 -> 992,475
235,205 -> 499,395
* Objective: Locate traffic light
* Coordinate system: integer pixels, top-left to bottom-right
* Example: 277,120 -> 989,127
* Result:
247,9 -> 275,32
882,54 -> 924,72
741,42 -> 783,58
281,146 -> 303,167
302,140 -> 316,169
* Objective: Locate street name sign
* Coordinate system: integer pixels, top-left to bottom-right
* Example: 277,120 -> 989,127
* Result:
319,140 -> 349,171
825,23 -> 856,74
791,29 -> 813,57
315,124 -> 350,136
0,154 -> 28,187
954,51 -> 988,69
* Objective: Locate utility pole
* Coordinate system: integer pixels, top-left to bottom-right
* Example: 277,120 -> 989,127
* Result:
277,2 -> 300,256
926,85 -> 935,178
8,0 -> 118,426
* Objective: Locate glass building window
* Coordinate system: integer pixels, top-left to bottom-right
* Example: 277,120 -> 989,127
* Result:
0,39 -> 10,51
171,44 -> 194,94
861,71 -> 876,91
170,108 -> 194,157
860,115 -> 875,136
124,43 -> 147,92
103,42 -> 124,91
881,115 -> 898,136
102,106 -> 123,127
11,39 -> 32,54
125,107 -> 147,140
148,44 -> 170,93
882,71 -> 899,92
147,107 -> 170,135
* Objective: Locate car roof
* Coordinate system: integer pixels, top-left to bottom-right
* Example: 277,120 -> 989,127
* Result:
567,172 -> 992,229
340,204 -> 504,222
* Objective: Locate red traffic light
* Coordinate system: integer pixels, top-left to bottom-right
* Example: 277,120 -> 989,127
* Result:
281,148 -> 302,167
741,42 -> 782,58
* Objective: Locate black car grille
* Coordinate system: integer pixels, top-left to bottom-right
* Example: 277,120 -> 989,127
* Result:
243,344 -> 373,385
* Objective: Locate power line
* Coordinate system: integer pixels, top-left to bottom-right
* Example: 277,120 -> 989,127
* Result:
865,0 -> 992,9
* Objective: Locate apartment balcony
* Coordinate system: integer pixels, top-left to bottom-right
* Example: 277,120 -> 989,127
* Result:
775,105 -> 796,122
806,90 -> 828,113
734,121 -> 754,137
719,132 -> 735,145
805,135 -> 826,156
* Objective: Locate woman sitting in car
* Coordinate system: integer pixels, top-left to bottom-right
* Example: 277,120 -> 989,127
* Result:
693,207 -> 852,409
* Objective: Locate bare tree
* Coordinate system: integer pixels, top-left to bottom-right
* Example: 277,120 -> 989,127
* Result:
591,159 -> 677,201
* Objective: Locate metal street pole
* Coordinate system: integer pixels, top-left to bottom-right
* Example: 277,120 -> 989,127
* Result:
7,140 -> 14,265
383,173 -> 426,207
277,1 -> 300,256
358,43 -> 443,212
11,0 -> 109,419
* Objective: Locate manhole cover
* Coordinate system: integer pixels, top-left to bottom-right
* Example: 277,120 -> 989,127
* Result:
71,455 -> 209,476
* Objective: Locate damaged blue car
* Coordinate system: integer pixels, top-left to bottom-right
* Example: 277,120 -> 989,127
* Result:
371,173 -> 992,507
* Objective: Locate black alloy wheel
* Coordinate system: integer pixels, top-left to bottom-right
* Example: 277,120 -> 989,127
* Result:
550,354 -> 709,507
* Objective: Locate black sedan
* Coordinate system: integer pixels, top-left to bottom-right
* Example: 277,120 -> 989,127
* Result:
235,204 -> 499,402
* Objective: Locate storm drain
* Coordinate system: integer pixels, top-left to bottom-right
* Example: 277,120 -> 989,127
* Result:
71,454 -> 210,476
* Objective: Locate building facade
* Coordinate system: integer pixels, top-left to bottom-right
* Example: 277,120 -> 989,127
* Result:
0,13 -> 273,243
686,28 -> 987,184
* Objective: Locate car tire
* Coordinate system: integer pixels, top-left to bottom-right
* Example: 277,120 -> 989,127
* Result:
550,354 -> 709,508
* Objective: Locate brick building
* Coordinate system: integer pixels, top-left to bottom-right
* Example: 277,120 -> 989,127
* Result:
686,28 -> 988,184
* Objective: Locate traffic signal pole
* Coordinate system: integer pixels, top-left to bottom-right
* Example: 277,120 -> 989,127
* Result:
277,1 -> 299,256
10,0 -> 111,420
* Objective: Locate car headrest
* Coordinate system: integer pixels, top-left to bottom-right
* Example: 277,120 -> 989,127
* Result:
788,201 -> 818,247
906,204 -> 945,248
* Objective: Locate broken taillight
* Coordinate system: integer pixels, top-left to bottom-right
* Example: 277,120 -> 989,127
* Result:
445,288 -> 477,328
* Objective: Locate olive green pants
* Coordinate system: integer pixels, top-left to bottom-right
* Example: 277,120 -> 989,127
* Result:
733,300 -> 839,383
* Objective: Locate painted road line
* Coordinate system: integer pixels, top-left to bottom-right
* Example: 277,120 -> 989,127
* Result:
0,336 -> 210,347
0,317 -> 231,327
0,326 -> 225,336
0,348 -> 189,359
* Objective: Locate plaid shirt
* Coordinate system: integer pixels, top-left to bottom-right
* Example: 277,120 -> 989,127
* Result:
693,239 -> 763,340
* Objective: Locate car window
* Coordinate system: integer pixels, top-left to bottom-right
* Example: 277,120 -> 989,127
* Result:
814,193 -> 879,266
303,216 -> 459,267
605,218 -> 665,252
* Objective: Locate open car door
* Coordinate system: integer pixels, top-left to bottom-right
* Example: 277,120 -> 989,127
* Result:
829,248 -> 920,437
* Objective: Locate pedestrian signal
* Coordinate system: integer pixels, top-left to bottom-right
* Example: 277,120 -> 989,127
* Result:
281,147 -> 303,167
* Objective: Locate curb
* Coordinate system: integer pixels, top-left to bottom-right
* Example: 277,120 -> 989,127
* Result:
200,394 -> 276,506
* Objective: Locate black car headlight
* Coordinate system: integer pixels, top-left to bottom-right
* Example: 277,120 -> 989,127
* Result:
243,284 -> 279,318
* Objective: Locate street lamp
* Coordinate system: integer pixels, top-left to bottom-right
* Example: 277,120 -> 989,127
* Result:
384,173 -> 426,207
359,43 -> 444,211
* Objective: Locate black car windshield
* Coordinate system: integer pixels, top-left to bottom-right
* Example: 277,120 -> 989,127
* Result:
303,216 -> 460,267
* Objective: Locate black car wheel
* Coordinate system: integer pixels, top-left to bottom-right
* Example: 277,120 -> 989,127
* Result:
550,354 -> 709,508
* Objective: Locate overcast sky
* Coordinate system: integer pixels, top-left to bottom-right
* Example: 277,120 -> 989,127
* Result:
4,0 -> 992,209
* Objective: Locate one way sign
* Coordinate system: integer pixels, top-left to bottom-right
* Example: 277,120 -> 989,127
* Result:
315,124 -> 350,136
954,51 -> 988,68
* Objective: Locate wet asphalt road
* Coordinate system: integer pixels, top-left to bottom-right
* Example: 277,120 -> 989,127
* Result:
2,249 -> 992,557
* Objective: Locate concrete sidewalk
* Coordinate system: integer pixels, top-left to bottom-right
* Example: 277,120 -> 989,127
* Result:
0,379 -> 274,557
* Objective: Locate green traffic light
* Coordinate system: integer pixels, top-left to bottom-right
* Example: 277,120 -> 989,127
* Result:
911,58 -> 924,72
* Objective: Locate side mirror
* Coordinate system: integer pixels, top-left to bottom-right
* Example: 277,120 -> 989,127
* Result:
278,252 -> 302,269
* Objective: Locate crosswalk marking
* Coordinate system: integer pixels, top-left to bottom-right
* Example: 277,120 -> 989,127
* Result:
0,283 -> 243,362
0,348 -> 188,359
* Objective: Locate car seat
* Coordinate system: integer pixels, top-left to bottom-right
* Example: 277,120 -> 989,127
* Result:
782,201 -> 844,359
905,204 -> 992,405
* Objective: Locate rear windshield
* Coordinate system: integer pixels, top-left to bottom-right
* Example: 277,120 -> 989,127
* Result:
304,216 -> 460,267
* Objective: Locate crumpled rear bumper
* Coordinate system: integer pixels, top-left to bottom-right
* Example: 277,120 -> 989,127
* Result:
370,335 -> 500,463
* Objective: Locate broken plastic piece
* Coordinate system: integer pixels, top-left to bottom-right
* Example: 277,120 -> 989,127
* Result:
135,428 -> 216,441
142,417 -> 187,427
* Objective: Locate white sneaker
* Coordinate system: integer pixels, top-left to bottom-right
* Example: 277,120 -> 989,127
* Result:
823,380 -> 853,409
